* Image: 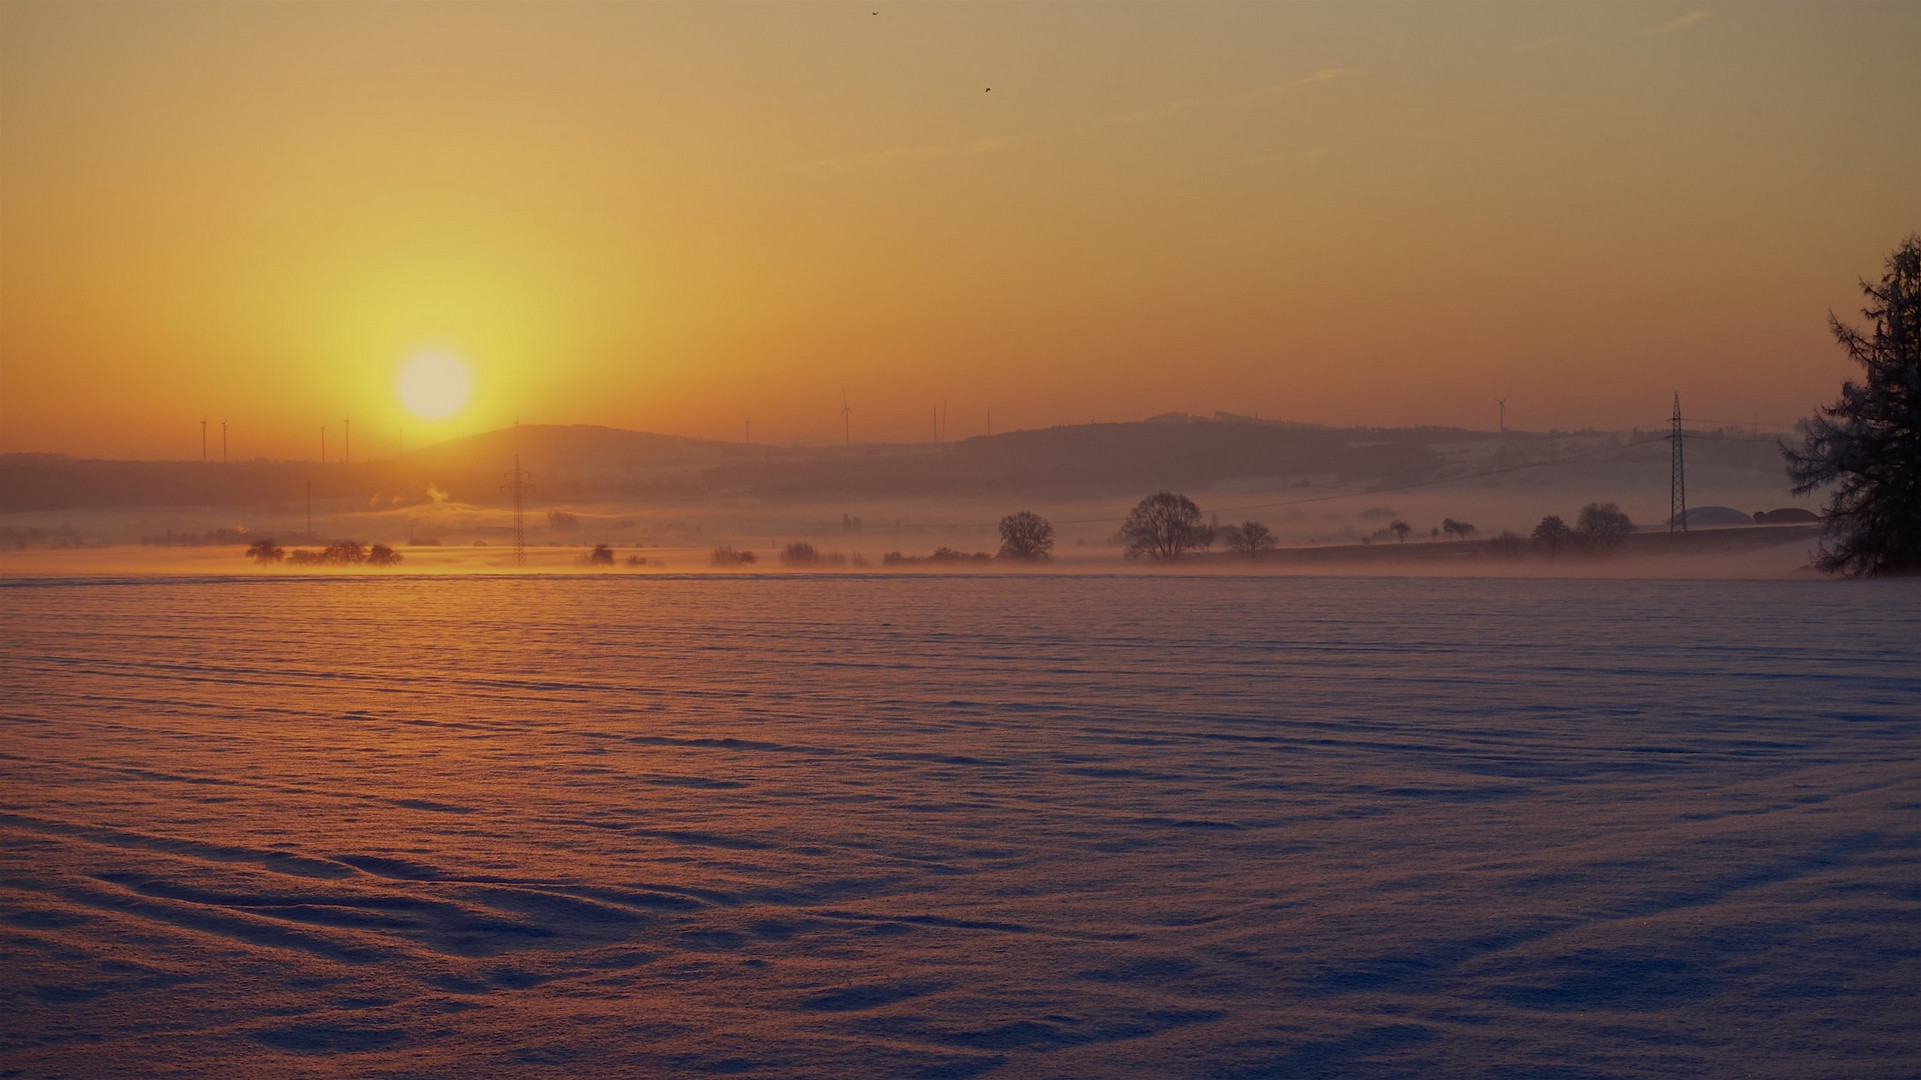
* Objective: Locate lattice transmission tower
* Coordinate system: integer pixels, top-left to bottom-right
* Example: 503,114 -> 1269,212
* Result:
1669,392 -> 1686,535
502,455 -> 535,568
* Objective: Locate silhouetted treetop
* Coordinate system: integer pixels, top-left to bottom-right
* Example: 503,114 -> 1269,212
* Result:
1785,233 -> 1921,575
1575,502 -> 1633,554
997,511 -> 1055,561
1220,520 -> 1275,557
1121,492 -> 1214,561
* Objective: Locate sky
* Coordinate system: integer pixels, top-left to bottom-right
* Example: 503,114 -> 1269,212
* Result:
1,2 -> 1916,459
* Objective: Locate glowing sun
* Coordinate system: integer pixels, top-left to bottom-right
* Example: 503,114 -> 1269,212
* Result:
397,353 -> 472,420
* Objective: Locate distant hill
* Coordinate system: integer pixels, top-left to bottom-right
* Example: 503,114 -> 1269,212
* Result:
0,416 -> 1790,512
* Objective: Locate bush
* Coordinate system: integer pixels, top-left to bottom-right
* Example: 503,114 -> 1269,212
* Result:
779,542 -> 820,566
284,540 -> 381,566
711,546 -> 758,566
588,543 -> 614,566
882,549 -> 991,565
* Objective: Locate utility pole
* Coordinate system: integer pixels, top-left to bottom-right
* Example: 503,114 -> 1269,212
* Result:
1669,392 -> 1687,535
501,455 -> 535,568
1497,396 -> 1508,434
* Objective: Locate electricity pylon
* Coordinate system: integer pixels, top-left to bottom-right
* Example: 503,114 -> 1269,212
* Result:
502,455 -> 535,568
1669,393 -> 1686,535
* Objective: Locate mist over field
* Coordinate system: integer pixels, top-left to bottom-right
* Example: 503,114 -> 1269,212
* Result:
0,416 -> 1825,577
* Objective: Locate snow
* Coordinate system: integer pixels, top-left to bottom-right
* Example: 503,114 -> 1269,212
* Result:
1,575 -> 1916,1077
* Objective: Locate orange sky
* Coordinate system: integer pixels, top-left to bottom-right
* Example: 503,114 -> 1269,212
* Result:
2,2 -> 1916,459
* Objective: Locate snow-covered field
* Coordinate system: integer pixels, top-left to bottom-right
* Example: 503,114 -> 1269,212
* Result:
2,575 -> 1916,1078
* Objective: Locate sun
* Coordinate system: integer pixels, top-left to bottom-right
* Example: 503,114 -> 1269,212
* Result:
397,352 -> 472,421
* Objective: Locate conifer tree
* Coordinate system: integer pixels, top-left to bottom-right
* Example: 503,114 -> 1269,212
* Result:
1785,235 -> 1921,576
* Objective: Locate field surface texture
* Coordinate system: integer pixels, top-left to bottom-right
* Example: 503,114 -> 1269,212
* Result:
2,576 -> 1917,1078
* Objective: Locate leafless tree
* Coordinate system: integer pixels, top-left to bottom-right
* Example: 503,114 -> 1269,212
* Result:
1531,515 -> 1571,556
1575,502 -> 1633,554
1121,492 -> 1214,561
1219,520 -> 1276,557
997,511 -> 1055,561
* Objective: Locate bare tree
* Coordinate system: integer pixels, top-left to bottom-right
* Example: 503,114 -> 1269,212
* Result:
245,538 -> 284,563
1784,233 -> 1921,575
367,543 -> 403,566
1220,520 -> 1276,558
997,511 -> 1056,561
1121,492 -> 1214,561
1441,518 -> 1477,541
1388,519 -> 1412,543
1531,515 -> 1571,556
589,543 -> 615,566
323,540 -> 367,565
1575,502 -> 1633,554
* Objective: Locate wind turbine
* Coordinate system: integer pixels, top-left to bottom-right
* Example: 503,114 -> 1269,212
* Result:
1496,395 -> 1509,434
840,393 -> 852,445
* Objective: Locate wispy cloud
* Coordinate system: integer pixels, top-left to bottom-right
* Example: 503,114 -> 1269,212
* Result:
1512,35 -> 1568,54
1107,67 -> 1357,127
1646,10 -> 1711,36
810,136 -> 1015,173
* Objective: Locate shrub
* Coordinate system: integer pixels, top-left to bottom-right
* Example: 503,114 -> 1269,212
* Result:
711,547 -> 758,566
